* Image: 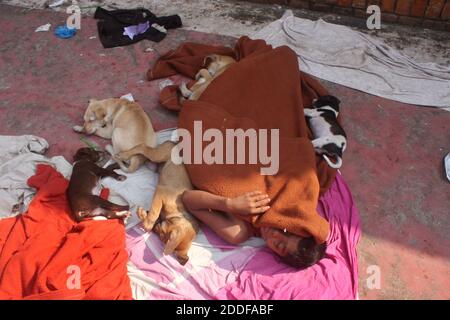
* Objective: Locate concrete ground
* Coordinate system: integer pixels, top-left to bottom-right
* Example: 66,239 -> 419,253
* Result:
0,1 -> 449,300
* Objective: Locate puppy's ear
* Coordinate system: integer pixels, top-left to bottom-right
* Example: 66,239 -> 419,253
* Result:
203,54 -> 217,67
74,148 -> 89,161
88,98 -> 97,104
163,228 -> 183,255
331,95 -> 341,106
94,107 -> 106,120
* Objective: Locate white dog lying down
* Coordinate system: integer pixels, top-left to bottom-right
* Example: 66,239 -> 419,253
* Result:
73,98 -> 157,173
304,95 -> 347,169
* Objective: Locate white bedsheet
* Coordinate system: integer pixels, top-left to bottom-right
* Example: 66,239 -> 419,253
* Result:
252,10 -> 450,110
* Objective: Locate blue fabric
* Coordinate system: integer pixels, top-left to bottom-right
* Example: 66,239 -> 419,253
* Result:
54,25 -> 77,39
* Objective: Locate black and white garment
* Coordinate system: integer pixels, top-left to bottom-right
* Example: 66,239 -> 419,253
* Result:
94,7 -> 182,48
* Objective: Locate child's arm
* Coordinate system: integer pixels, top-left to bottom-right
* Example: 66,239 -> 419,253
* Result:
182,190 -> 270,245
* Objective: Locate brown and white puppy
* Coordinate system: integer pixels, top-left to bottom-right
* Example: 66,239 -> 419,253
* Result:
67,147 -> 130,222
179,54 -> 236,101
116,141 -> 198,265
73,98 -> 157,173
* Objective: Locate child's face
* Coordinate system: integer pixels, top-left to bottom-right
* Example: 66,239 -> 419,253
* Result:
260,227 -> 302,257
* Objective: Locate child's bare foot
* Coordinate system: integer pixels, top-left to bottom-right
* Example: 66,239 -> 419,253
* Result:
226,191 -> 270,216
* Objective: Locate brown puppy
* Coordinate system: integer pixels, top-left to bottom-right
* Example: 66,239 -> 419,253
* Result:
73,98 -> 157,173
116,141 -> 198,265
67,147 -> 130,222
179,54 -> 236,101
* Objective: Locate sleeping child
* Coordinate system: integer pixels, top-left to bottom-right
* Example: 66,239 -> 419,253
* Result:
182,190 -> 327,269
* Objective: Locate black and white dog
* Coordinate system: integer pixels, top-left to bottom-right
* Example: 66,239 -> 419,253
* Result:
304,95 -> 347,169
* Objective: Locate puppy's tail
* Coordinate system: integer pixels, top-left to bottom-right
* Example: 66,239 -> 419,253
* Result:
119,156 -> 143,173
323,154 -> 342,169
105,144 -> 143,173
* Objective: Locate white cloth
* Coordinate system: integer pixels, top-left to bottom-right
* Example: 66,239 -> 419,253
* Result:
0,135 -> 72,219
252,10 -> 450,110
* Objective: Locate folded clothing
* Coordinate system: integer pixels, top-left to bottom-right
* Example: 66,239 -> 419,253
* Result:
0,164 -> 132,300
94,7 -> 182,48
148,36 -> 337,244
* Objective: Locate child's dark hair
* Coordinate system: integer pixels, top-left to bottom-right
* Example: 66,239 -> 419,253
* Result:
281,236 -> 327,269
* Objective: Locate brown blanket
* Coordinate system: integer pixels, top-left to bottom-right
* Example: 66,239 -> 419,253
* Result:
148,36 -> 337,244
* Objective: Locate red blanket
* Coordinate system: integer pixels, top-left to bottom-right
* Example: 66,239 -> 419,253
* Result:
0,164 -> 132,300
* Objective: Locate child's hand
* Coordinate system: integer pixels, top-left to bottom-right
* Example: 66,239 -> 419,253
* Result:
226,191 -> 270,216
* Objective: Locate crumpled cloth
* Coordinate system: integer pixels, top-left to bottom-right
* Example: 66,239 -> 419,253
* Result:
252,10 -> 450,110
123,21 -> 150,40
0,164 -> 132,300
0,135 -> 71,219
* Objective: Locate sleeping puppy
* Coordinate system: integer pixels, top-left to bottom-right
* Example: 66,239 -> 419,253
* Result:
304,95 -> 347,169
115,141 -> 198,265
73,98 -> 157,173
67,148 -> 130,222
179,54 -> 236,101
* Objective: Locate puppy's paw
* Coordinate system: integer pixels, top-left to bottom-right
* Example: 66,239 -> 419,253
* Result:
115,210 -> 129,217
115,151 -> 129,161
73,125 -> 84,133
137,207 -> 148,221
179,83 -> 192,98
117,174 -> 127,181
93,216 -> 108,221
116,211 -> 131,223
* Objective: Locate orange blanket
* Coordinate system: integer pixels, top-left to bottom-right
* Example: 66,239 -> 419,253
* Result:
149,37 -> 336,244
0,165 -> 132,300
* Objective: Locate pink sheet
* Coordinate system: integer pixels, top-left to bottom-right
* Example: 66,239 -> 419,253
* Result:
126,173 -> 361,300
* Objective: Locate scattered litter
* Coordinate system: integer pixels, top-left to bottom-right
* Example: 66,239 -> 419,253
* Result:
444,153 -> 450,182
48,0 -> 65,8
35,23 -> 51,32
99,53 -> 106,57
144,47 -> 154,52
151,23 -> 167,33
80,136 -> 102,151
137,80 -> 145,84
89,36 -> 97,40
158,79 -> 174,91
123,21 -> 150,40
54,25 -> 77,39
120,93 -> 135,102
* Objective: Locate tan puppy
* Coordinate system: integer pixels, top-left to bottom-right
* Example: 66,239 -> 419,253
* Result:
116,141 -> 198,265
73,98 -> 157,173
180,54 -> 236,101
